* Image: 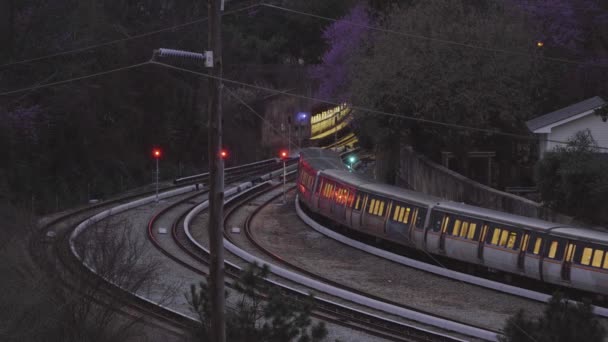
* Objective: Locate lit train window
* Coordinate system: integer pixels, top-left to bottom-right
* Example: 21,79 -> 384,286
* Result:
393,206 -> 401,221
603,254 -> 608,269
441,216 -> 451,233
491,228 -> 501,245
520,234 -> 530,251
453,220 -> 461,236
354,195 -> 362,210
468,223 -> 478,240
368,199 -> 376,214
565,244 -> 576,262
548,241 -> 559,259
392,206 -> 411,224
507,232 -> 518,249
581,247 -> 593,265
593,250 -> 604,268
316,179 -> 324,195
460,222 -> 469,238
533,237 -> 542,254
378,201 -> 385,216
499,230 -> 509,247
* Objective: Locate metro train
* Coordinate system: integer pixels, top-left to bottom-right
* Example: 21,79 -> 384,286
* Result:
297,148 -> 608,296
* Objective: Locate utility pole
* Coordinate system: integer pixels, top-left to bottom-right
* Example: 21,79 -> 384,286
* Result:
207,0 -> 226,340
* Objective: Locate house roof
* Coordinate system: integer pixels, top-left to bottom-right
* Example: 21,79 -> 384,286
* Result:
526,96 -> 606,132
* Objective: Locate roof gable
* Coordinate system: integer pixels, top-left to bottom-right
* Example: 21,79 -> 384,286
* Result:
526,96 -> 606,132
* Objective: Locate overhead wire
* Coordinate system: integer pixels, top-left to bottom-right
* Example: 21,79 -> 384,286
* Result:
0,3 -> 261,70
149,61 -> 608,151
260,3 -> 608,68
0,62 -> 151,96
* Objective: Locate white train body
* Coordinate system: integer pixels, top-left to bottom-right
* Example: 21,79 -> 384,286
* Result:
297,148 -> 608,296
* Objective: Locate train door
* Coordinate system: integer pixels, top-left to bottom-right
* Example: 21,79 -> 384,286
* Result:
439,214 -> 451,252
517,232 -> 531,270
561,242 -> 576,281
350,192 -> 366,231
408,208 -> 419,242
331,186 -> 349,224
477,224 -> 489,260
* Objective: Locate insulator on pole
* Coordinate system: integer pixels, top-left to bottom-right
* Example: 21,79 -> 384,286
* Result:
152,48 -> 213,67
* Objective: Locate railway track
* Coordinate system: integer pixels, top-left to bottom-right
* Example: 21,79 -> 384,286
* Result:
150,171 -> 472,340
240,186 -> 499,340
221,183 -> 473,341
29,158 -> 292,339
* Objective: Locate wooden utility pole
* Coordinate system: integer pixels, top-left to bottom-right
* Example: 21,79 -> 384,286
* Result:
207,0 -> 225,341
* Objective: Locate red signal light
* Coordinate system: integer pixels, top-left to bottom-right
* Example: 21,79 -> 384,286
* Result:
219,149 -> 228,159
279,150 -> 289,160
152,148 -> 162,159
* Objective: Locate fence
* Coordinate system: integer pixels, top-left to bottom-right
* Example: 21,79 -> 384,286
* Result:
397,146 -> 571,224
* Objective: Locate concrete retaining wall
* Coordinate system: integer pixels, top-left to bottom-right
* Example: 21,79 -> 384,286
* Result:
397,146 -> 571,224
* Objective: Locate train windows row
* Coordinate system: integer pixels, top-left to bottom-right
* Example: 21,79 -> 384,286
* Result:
391,204 -> 426,229
431,212 -> 482,241
318,179 -> 354,206
367,198 -> 386,217
299,170 -> 315,190
574,246 -> 608,269
430,211 -> 568,259
316,178 -> 426,227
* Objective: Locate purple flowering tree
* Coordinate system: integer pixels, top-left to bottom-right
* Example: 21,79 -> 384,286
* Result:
310,3 -> 371,101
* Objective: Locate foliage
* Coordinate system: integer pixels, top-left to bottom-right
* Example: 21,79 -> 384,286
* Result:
499,292 -> 605,342
535,130 -> 608,222
311,3 -> 371,101
509,0 -> 608,103
343,0 -> 549,181
187,263 -> 328,342
594,104 -> 608,122
1,216 -> 168,342
0,0 -> 357,213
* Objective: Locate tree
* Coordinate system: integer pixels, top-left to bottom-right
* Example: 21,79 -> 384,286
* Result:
1,216 -> 171,342
508,0 -> 608,105
499,292 -> 605,342
187,263 -> 328,342
310,3 -> 371,101
535,129 -> 608,223
345,0 -> 547,182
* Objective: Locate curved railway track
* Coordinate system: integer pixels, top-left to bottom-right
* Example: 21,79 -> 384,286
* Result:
241,186 -> 501,339
29,158 -> 291,339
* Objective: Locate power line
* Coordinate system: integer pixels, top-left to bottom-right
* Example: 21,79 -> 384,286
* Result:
150,60 -> 608,151
2,59 -> 604,152
0,3 -> 261,70
261,3 -> 608,68
0,62 -> 150,96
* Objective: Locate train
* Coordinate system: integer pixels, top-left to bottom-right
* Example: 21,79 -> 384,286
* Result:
296,148 -> 608,297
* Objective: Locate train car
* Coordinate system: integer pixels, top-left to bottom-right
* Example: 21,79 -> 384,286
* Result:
296,148 -> 608,296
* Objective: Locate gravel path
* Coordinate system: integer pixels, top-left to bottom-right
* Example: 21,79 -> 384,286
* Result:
249,188 -> 545,332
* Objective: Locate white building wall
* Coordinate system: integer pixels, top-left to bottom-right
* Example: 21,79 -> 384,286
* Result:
546,114 -> 608,153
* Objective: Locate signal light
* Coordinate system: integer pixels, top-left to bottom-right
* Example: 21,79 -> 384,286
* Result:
279,150 -> 289,160
219,149 -> 228,160
152,148 -> 162,159
536,41 -> 544,48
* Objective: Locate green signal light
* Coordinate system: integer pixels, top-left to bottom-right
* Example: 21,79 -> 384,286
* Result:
348,156 -> 356,164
